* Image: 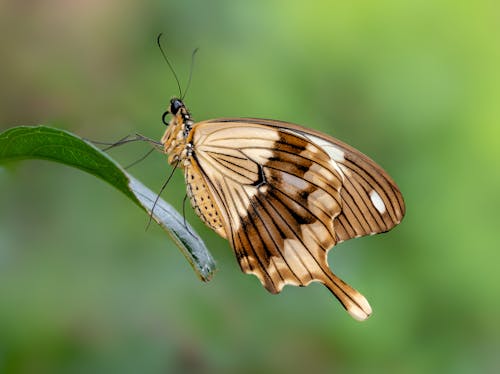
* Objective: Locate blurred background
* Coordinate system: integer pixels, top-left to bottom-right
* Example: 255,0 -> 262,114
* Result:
0,0 -> 499,372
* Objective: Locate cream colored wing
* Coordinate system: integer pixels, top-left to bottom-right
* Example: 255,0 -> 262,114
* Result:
186,121 -> 374,320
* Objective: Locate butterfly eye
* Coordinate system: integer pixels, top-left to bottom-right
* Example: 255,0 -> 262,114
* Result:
161,111 -> 170,126
170,98 -> 183,115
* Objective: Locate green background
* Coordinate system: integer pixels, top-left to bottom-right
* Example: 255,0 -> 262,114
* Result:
1,1 -> 499,372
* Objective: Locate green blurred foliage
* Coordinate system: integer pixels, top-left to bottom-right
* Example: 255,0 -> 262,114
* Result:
1,0 -> 499,372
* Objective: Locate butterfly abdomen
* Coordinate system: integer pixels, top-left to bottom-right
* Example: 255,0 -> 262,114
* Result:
185,164 -> 227,239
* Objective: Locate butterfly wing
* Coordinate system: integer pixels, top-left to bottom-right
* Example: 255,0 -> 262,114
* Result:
231,118 -> 406,242
185,119 -> 404,321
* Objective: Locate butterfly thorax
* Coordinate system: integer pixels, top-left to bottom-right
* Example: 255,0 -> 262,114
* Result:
161,98 -> 194,166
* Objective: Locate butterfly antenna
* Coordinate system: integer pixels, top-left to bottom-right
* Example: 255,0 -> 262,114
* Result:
181,47 -> 199,101
157,33 -> 183,98
146,159 -> 180,231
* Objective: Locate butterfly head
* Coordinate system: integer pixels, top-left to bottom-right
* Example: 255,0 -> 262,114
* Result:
169,97 -> 185,116
162,98 -> 188,124
161,98 -> 193,165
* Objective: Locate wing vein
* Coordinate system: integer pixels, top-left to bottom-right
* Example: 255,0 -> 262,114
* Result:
228,178 -> 283,289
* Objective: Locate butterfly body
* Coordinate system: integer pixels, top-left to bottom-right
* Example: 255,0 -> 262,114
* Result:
161,98 -> 405,321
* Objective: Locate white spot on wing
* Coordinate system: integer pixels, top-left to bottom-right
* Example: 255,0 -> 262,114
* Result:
306,134 -> 345,162
370,190 -> 386,214
291,132 -> 347,179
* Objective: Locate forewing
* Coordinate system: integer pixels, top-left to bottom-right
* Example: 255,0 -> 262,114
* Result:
206,118 -> 406,242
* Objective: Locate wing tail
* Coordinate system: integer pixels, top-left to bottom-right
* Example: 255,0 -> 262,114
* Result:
322,272 -> 372,321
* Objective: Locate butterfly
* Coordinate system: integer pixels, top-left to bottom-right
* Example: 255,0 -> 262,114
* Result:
160,97 -> 405,321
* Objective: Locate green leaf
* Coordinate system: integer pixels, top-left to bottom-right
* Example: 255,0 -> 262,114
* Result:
0,125 -> 216,281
